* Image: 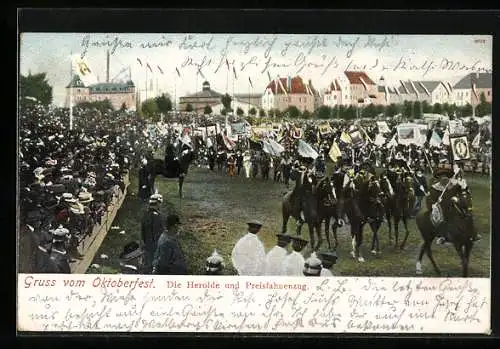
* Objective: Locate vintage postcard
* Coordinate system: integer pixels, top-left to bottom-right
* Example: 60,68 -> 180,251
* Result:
17,30 -> 492,333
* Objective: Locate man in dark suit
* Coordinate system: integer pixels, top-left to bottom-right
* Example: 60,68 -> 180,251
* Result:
141,193 -> 165,274
152,214 -> 188,275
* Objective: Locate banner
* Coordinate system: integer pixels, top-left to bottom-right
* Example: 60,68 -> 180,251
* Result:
17,274 -> 490,333
318,123 -> 333,135
297,139 -> 319,159
376,121 -> 391,134
262,139 -> 284,156
374,134 -> 386,146
71,54 -> 98,86
429,130 -> 442,147
349,129 -> 364,148
396,124 -> 425,146
328,141 -> 342,162
450,135 -> 471,161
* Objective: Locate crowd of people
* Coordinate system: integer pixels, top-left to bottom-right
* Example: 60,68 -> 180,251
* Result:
19,102 -> 491,275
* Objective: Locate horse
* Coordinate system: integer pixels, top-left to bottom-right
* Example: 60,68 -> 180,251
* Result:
315,176 -> 344,251
358,177 -> 386,255
281,170 -> 321,250
392,173 -> 416,249
415,184 -> 476,277
147,137 -> 195,198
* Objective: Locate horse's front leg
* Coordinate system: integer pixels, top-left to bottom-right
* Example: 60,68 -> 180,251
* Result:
178,173 -> 185,198
295,218 -> 304,236
325,217 -> 332,250
400,214 -> 410,250
370,221 -> 381,255
394,215 -> 400,248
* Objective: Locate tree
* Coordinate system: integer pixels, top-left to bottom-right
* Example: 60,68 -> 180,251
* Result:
441,102 -> 450,116
413,101 -> 422,119
403,101 -> 413,118
285,106 -> 300,119
185,103 -> 194,112
275,109 -> 283,119
432,102 -> 443,115
302,110 -> 311,119
344,106 -> 356,120
375,105 -> 385,118
204,105 -> 212,115
249,107 -> 257,117
361,103 -> 377,118
155,93 -> 172,114
268,109 -> 276,118
316,105 -> 331,119
386,103 -> 399,117
76,99 -> 114,114
462,103 -> 473,117
422,100 -> 432,113
141,98 -> 158,119
476,92 -> 491,117
236,107 -> 244,117
221,93 -> 232,110
259,108 -> 266,117
20,72 -> 53,106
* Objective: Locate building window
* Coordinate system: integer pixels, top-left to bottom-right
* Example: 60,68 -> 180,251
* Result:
334,95 -> 337,100
488,91 -> 491,96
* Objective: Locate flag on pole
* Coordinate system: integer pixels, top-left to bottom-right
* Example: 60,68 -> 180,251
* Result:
328,141 -> 342,162
146,63 -> 153,73
71,54 -> 97,86
429,130 -> 442,147
442,129 -> 450,146
248,77 -> 253,88
176,67 -> 181,77
226,59 -> 230,70
233,66 -> 237,80
450,135 -> 470,161
472,132 -> 481,148
471,75 -> 479,102
137,58 -> 143,66
157,66 -> 164,74
267,71 -> 272,82
340,131 -> 352,144
359,76 -> 368,91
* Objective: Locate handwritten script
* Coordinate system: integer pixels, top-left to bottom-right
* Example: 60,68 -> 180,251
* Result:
79,34 -> 492,77
18,275 -> 490,333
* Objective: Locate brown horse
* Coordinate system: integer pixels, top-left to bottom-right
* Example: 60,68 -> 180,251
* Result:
315,176 -> 344,251
358,177 -> 386,256
416,184 -> 476,277
282,170 -> 321,250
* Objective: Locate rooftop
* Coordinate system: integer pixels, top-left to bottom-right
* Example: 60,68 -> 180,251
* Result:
265,76 -> 318,95
453,73 -> 492,89
344,71 -> 376,85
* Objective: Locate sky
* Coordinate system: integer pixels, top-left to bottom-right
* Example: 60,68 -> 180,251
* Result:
19,33 -> 492,107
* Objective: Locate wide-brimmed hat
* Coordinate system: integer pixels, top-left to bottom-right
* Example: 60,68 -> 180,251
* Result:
247,220 -> 263,228
291,236 -> 308,252
51,225 -> 70,241
119,241 -> 144,261
149,192 -> 163,205
69,202 -> 85,215
303,252 -> 323,276
318,251 -> 338,269
62,192 -> 77,203
276,233 -> 292,245
78,190 -> 94,204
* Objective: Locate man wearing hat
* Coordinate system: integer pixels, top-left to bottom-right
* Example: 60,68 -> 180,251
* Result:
231,220 -> 266,276
412,166 -> 428,217
205,249 -> 225,275
280,236 -> 308,276
138,158 -> 151,201
119,241 -> 145,274
141,192 -> 166,273
46,225 -> 72,273
303,252 -> 323,277
152,214 -> 188,275
263,233 -> 292,276
318,251 -> 337,277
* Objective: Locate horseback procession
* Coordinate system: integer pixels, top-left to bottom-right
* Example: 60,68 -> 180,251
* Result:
18,101 -> 489,278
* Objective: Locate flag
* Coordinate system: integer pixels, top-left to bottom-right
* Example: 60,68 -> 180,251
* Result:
233,66 -> 237,80
146,63 -> 153,73
287,76 -> 292,91
442,129 -> 450,146
157,66 -> 164,74
248,77 -> 253,88
137,58 -> 143,66
349,129 -> 365,147
340,131 -> 352,144
71,54 -> 97,86
328,141 -> 342,162
267,71 -> 272,82
376,121 -> 390,134
387,134 -> 398,148
450,135 -> 470,161
298,139 -> 319,159
396,124 -> 424,146
429,130 -> 442,147
472,132 -> 481,148
176,67 -> 181,77
226,58 -> 230,70
374,134 -> 386,146
471,75 -> 479,102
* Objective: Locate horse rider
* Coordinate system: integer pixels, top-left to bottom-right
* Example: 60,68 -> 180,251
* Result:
119,241 -> 146,274
141,192 -> 165,273
413,166 -> 429,217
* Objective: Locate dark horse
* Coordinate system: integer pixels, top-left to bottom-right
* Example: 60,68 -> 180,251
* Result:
358,177 -> 386,256
316,176 -> 344,251
282,170 -> 321,250
381,171 -> 416,249
147,136 -> 195,198
416,183 -> 476,277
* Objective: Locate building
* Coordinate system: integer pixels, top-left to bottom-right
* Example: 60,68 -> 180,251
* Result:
233,93 -> 262,109
211,99 -> 257,116
65,75 -> 136,111
323,79 -> 343,107
344,71 -> 378,106
261,76 -> 319,113
453,73 -> 492,107
178,81 -> 224,113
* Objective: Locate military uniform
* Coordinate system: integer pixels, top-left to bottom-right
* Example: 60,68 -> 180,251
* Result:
152,214 -> 188,275
141,194 -> 166,274
263,234 -> 292,276
231,221 -> 266,276
280,236 -> 308,276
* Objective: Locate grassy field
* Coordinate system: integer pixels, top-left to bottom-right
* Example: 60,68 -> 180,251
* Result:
89,161 -> 491,277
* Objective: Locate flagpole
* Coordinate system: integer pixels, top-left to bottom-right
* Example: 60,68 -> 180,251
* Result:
145,64 -> 148,101
69,51 -> 73,131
